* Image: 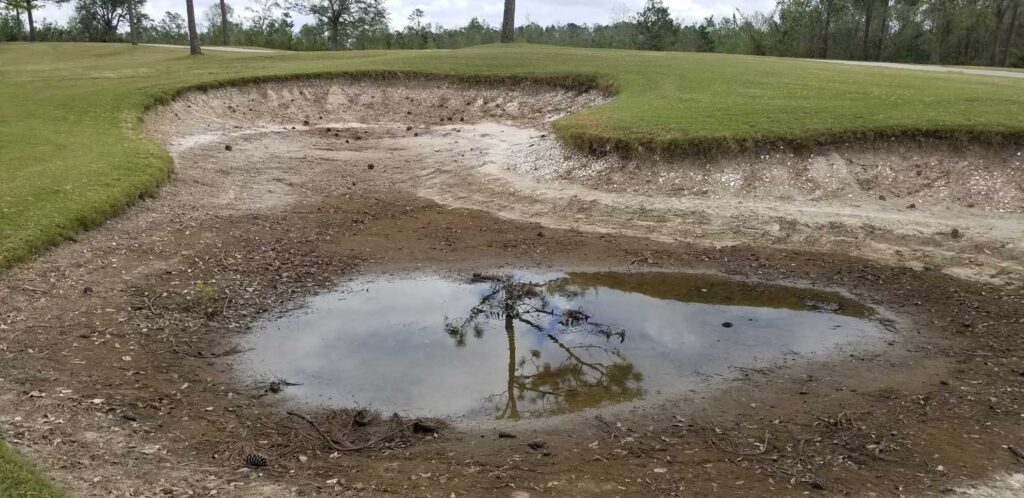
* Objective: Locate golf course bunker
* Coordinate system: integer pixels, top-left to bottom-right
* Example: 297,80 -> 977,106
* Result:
239,271 -> 886,420
144,77 -> 1024,286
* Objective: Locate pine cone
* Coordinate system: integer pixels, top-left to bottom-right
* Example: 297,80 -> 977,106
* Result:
244,452 -> 268,467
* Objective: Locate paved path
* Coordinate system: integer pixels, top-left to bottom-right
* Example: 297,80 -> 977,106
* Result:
141,43 -> 276,53
814,59 -> 1024,79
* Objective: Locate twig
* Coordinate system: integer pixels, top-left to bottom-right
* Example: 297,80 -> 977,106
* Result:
287,411 -> 345,451
1010,446 -> 1024,464
177,344 -> 251,358
287,411 -> 421,452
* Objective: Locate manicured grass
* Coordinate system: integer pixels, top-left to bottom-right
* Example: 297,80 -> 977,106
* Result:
0,440 -> 68,497
1,41 -> 1024,275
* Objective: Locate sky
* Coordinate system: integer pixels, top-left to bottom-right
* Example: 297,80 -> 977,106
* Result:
33,0 -> 777,32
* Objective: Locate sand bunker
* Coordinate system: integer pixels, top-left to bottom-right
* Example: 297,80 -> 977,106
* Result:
146,78 -> 1024,286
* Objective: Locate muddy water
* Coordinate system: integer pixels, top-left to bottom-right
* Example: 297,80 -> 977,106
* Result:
240,271 -> 886,420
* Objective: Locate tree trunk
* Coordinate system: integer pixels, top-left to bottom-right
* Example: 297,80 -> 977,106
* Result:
13,6 -> 23,40
500,0 -> 515,43
328,23 -> 338,50
876,0 -> 890,60
186,0 -> 202,55
822,0 -> 833,58
502,314 -> 519,419
25,0 -> 34,42
1000,0 -> 1020,66
933,0 -> 945,63
128,0 -> 138,45
219,0 -> 229,46
862,0 -> 874,59
992,0 -> 1009,66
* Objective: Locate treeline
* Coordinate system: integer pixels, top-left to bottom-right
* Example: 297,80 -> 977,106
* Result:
1,0 -> 1021,67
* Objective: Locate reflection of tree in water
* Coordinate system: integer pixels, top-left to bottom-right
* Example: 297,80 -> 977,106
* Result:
444,274 -> 644,419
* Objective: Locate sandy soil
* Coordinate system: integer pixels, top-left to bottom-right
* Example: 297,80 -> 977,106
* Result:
0,79 -> 1022,497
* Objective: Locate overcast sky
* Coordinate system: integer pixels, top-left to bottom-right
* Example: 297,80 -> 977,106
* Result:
34,0 -> 776,31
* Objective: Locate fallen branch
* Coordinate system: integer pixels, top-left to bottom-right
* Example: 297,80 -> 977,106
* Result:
287,411 -> 345,451
286,411 -> 423,452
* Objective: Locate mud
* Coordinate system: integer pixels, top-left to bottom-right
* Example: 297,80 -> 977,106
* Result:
0,79 -> 1022,496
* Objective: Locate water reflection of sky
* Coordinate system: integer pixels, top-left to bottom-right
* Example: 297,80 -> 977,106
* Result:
240,272 -> 885,419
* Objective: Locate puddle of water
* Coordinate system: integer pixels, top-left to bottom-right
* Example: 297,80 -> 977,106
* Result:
239,271 -> 886,420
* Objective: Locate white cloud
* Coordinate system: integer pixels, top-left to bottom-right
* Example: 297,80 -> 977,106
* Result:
33,0 -> 776,33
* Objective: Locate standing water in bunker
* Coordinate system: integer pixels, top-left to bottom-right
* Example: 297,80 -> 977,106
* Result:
239,271 -> 887,420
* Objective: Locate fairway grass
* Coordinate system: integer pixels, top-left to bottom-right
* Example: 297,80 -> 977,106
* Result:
0,440 -> 68,497
1,42 -> 1024,274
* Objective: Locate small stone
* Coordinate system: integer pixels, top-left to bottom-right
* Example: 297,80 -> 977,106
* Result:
406,126 -> 413,131
83,286 -> 93,295
121,412 -> 139,421
224,145 -> 232,151
721,322 -> 733,328
950,228 -> 962,239
303,120 -> 309,126
877,194 -> 886,201
498,431 -> 517,439
906,203 -> 916,209
367,164 -> 374,170
527,439 -> 546,450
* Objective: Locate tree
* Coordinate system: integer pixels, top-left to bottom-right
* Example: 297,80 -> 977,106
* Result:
635,0 -> 677,50
500,0 -> 514,42
73,0 -> 139,41
218,0 -> 228,44
819,0 -> 836,58
186,0 -> 201,54
4,0 -> 70,41
696,16 -> 715,52
856,0 -> 874,58
444,275 -> 642,419
287,0 -> 384,50
127,0 -> 138,44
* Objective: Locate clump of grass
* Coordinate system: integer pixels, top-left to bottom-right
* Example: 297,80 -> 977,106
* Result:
0,441 -> 68,497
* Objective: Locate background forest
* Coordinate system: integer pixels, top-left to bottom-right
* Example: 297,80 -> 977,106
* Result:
1,0 -> 1021,67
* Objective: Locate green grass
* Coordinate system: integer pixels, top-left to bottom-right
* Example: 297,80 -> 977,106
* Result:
1,41 -> 1024,275
0,440 -> 68,497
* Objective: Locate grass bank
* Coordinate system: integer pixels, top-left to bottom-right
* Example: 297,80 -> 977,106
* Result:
0,440 -> 67,497
2,42 -> 1024,273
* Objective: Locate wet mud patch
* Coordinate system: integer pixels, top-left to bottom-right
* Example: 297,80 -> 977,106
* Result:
241,271 -> 885,420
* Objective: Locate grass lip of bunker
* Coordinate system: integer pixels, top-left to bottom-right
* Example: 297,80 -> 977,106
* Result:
238,270 -> 890,422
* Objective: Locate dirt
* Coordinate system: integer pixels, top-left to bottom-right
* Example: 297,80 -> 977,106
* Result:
0,79 -> 1022,497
